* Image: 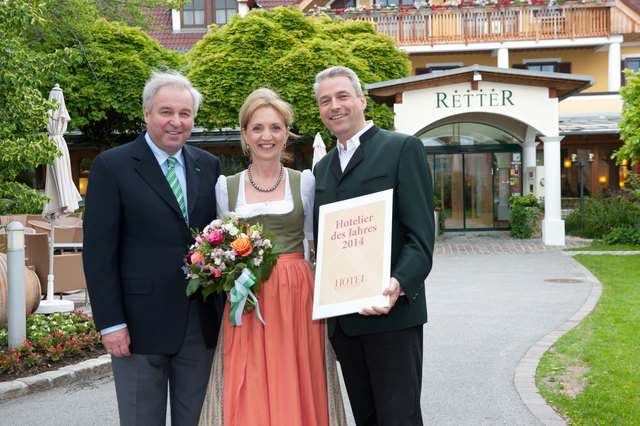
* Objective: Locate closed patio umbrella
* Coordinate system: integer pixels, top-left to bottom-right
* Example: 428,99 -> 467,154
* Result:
37,84 -> 81,313
312,132 -> 326,171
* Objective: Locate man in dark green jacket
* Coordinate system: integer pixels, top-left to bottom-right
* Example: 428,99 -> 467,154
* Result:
313,66 -> 435,425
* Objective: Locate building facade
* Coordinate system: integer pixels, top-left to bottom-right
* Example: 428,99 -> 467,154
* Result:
63,0 -> 640,242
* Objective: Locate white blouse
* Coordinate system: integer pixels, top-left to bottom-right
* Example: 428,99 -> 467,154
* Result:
215,169 -> 315,241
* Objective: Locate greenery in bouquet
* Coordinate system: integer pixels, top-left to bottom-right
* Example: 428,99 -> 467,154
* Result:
183,212 -> 282,317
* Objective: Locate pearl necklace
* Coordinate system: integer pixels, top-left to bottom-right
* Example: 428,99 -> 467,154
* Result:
247,163 -> 284,192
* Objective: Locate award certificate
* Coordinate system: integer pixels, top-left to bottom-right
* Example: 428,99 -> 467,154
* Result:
312,189 -> 393,320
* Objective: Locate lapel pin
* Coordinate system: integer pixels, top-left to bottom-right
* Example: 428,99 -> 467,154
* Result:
195,168 -> 200,172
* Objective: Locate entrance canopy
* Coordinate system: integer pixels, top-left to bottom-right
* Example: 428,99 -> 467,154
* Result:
366,64 -> 593,137
365,65 -> 593,246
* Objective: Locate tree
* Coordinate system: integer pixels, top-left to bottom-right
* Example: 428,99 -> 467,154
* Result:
54,19 -> 184,150
0,2 -> 59,214
187,7 -> 411,147
1,0 -> 186,213
616,70 -> 640,165
23,0 -> 185,49
19,0 -> 186,151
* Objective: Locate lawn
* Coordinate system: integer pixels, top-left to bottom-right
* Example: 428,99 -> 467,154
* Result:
536,254 -> 640,425
564,242 -> 640,251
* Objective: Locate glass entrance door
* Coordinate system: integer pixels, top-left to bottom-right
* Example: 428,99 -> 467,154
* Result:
464,153 -> 493,228
433,152 -> 514,231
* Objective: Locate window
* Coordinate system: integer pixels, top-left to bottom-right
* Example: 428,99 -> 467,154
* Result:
415,65 -> 462,75
181,0 -> 236,28
215,0 -> 236,24
183,0 -> 205,27
374,0 -> 413,6
622,57 -> 640,86
331,0 -> 355,9
526,63 -> 556,72
512,62 -> 571,74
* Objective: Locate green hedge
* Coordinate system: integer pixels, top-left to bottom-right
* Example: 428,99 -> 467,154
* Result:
509,195 -> 542,239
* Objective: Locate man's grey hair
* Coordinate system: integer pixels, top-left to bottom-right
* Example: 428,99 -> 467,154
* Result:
313,66 -> 364,99
142,70 -> 203,115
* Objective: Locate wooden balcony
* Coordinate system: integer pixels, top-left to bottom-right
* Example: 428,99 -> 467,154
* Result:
334,3 -> 614,46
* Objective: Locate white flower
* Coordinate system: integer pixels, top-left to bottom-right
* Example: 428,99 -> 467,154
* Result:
224,223 -> 239,236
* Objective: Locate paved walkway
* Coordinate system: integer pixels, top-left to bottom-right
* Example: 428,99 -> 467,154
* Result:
434,231 -> 592,254
0,231 -> 617,425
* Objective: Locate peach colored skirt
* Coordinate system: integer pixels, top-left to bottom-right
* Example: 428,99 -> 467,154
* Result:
217,253 -> 329,426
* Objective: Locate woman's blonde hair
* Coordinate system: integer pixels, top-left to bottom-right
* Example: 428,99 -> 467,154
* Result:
239,88 -> 295,162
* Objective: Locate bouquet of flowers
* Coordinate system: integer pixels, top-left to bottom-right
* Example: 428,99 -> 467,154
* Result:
183,212 -> 282,326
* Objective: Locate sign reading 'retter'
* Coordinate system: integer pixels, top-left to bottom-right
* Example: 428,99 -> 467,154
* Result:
312,189 -> 393,320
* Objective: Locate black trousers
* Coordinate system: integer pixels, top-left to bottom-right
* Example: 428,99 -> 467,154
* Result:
331,323 -> 424,426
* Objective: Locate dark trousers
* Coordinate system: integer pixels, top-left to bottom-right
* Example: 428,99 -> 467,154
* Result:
331,323 -> 424,426
111,300 -> 214,426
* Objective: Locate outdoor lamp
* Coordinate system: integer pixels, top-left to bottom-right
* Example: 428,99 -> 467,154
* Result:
564,159 -> 571,168
473,72 -> 482,81
599,176 -> 607,184
7,221 -> 24,251
571,153 -> 578,162
78,177 -> 88,196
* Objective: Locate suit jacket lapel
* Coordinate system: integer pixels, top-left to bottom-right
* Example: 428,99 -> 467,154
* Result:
330,150 -> 342,181
342,147 -> 363,177
183,146 -> 201,221
133,135 -> 184,221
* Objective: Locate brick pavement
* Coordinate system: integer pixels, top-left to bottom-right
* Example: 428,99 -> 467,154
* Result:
435,231 -> 592,255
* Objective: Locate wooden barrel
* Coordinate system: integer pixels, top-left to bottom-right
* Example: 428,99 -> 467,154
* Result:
0,253 -> 41,329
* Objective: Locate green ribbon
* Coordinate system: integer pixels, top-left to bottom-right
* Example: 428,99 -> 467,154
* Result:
229,268 -> 264,326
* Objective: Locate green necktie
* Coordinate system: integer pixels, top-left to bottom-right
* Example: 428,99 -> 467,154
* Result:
166,156 -> 187,223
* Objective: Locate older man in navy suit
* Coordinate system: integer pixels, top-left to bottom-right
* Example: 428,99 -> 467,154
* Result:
83,71 -> 224,425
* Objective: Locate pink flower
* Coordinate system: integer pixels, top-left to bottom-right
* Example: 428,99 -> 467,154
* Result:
214,269 -> 222,278
209,230 -> 224,244
210,219 -> 223,229
195,236 -> 202,244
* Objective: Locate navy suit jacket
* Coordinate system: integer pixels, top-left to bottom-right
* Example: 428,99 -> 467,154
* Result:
83,133 -> 224,354
313,125 -> 435,337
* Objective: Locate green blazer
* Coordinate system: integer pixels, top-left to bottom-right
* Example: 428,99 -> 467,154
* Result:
313,125 -> 435,337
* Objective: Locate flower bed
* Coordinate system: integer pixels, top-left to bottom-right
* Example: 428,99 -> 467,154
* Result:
306,0 -> 611,15
0,311 -> 104,381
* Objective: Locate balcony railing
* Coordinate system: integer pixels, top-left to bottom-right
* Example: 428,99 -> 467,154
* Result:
332,3 -> 613,46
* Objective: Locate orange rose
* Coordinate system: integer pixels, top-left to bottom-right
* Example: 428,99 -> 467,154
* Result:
191,251 -> 205,265
230,237 -> 253,257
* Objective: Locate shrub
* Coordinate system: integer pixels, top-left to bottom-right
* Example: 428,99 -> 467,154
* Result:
509,195 -> 542,239
510,194 -> 539,207
602,226 -> 640,245
565,195 -> 639,239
